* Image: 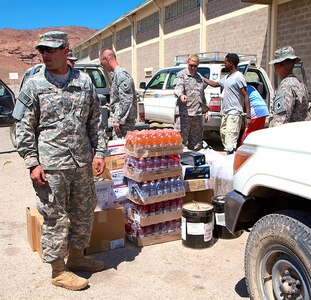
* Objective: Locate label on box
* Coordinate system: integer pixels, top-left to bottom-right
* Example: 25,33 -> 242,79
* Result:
182,165 -> 210,180
110,169 -> 126,186
113,186 -> 128,202
110,238 -> 125,249
108,139 -> 125,156
133,211 -> 141,223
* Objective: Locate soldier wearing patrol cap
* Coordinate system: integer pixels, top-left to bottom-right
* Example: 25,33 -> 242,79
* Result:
67,49 -> 78,68
13,31 -> 109,290
269,46 -> 309,127
99,48 -> 137,139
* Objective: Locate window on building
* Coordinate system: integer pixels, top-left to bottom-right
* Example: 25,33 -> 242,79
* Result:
102,36 -> 113,49
165,0 -> 200,21
81,48 -> 89,59
137,12 -> 159,33
117,26 -> 132,41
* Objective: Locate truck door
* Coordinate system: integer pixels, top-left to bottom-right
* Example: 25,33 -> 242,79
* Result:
0,80 -> 15,127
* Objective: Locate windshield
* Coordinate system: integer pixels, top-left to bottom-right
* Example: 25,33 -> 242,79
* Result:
83,68 -> 107,88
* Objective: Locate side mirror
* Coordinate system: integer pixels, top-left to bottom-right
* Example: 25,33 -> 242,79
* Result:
98,94 -> 107,106
139,82 -> 146,89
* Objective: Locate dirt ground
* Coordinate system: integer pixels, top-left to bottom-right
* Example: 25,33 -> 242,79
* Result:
0,127 -> 250,300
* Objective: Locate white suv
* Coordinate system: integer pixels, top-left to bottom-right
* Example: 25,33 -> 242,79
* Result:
138,52 -> 274,135
224,121 -> 311,299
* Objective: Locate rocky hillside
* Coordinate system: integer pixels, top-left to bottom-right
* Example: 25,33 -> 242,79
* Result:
0,26 -> 97,84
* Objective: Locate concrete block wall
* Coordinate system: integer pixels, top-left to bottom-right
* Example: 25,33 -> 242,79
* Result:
206,7 -> 269,68
116,51 -> 132,76
277,0 -> 311,91
164,8 -> 200,34
205,0 -> 250,20
164,29 -> 200,67
137,42 -> 160,84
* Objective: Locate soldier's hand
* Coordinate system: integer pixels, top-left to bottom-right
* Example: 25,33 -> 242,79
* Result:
113,120 -> 121,132
204,112 -> 210,123
93,157 -> 106,176
180,95 -> 187,103
30,165 -> 47,186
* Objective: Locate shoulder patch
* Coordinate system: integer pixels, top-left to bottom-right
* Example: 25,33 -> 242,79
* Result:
273,91 -> 286,114
18,91 -> 33,107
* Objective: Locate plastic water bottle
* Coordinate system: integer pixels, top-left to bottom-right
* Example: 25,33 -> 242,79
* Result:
149,180 -> 157,196
136,158 -> 146,173
156,179 -> 164,195
160,156 -> 168,170
163,178 -> 171,194
145,158 -> 154,172
140,181 -> 150,198
176,177 -> 184,191
170,177 -> 177,192
153,157 -> 161,171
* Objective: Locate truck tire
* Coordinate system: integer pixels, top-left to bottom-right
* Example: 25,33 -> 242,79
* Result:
245,210 -> 311,300
9,122 -> 17,148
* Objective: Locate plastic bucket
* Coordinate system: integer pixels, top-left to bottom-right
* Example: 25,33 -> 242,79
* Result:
182,202 -> 214,249
212,195 -> 243,239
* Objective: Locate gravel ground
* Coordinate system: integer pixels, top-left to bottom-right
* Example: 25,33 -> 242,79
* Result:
0,127 -> 249,300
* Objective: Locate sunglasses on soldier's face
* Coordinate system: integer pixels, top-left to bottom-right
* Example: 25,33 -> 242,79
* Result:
37,46 -> 64,54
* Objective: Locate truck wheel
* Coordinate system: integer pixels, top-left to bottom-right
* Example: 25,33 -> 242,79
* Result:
245,211 -> 311,300
10,123 -> 17,148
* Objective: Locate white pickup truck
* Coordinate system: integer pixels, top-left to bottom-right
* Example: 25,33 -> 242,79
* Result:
224,121 -> 311,300
138,52 -> 274,136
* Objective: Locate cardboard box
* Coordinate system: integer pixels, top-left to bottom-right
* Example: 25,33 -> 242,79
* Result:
123,165 -> 182,182
113,185 -> 128,202
184,179 -> 212,192
182,165 -> 210,180
108,139 -> 126,156
110,168 -> 126,186
127,230 -> 181,247
182,189 -> 214,205
94,179 -> 116,211
125,144 -> 183,158
126,189 -> 185,205
128,208 -> 182,227
34,214 -> 44,259
105,155 -> 125,171
86,205 -> 126,254
26,207 -> 41,251
93,167 -> 112,180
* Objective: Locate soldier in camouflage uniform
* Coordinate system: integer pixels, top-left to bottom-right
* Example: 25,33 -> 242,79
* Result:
174,54 -> 210,151
99,48 -> 137,139
13,31 -> 109,291
269,46 -> 309,127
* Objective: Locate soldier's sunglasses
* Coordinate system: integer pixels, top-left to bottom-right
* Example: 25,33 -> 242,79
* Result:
188,64 -> 198,68
37,46 -> 64,54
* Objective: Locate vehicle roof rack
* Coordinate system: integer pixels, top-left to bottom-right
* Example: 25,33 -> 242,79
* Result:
174,51 -> 257,66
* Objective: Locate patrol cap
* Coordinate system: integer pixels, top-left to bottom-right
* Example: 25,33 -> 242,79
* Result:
35,31 -> 68,49
269,46 -> 301,65
68,50 -> 78,62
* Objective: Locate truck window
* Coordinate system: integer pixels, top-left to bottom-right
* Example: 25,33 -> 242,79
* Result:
147,71 -> 169,89
84,69 -> 107,88
197,67 -> 211,80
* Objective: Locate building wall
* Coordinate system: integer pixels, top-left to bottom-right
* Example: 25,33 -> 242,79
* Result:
116,50 -> 132,74
137,42 -> 160,84
164,28 -> 200,66
205,0 -> 250,19
206,6 -> 269,68
277,0 -> 311,91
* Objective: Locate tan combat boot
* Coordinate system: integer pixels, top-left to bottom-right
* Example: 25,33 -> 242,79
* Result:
66,248 -> 105,273
51,258 -> 89,290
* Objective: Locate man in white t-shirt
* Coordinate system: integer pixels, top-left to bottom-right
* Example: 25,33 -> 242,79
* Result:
204,53 -> 251,153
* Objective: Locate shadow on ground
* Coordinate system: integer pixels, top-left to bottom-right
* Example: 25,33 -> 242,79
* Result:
88,240 -> 142,270
235,277 -> 249,298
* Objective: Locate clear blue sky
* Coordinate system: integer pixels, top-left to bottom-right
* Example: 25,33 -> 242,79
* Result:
1,0 -> 146,30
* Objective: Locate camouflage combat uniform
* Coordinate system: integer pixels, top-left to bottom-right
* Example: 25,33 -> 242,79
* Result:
13,66 -> 109,263
174,68 -> 207,150
269,74 -> 309,127
110,66 -> 137,139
